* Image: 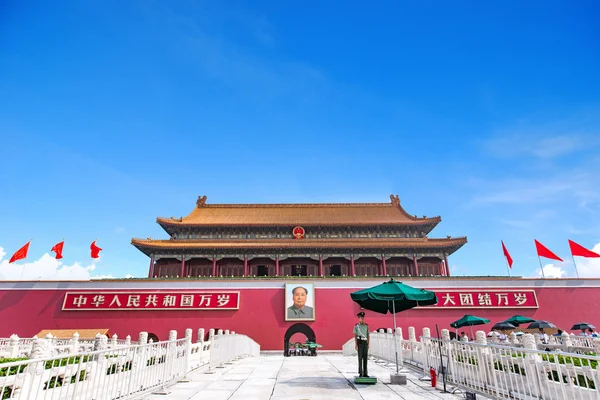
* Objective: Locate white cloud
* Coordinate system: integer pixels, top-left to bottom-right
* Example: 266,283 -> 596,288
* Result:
0,248 -> 97,281
91,274 -> 115,279
532,252 -> 600,279
537,263 -> 568,278
485,134 -> 593,159
91,273 -> 134,280
114,227 -> 126,234
0,246 -> 139,281
574,242 -> 600,278
471,174 -> 595,205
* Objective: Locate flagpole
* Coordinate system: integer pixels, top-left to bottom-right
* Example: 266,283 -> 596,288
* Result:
537,256 -> 545,278
571,255 -> 580,279
505,257 -> 511,277
17,239 -> 32,281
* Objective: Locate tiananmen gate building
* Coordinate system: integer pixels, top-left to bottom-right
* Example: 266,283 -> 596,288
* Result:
0,195 -> 598,351
132,194 -> 465,279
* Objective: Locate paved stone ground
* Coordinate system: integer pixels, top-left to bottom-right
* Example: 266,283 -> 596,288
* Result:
143,353 -> 487,400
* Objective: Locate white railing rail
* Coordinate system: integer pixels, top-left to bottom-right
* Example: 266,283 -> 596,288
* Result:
208,334 -> 260,370
0,337 -> 189,400
0,334 -> 133,359
0,327 -> 258,400
346,326 -> 600,400
421,335 -> 600,400
343,327 -> 430,371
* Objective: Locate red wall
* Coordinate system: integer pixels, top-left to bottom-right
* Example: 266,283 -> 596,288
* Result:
1,284 -> 599,350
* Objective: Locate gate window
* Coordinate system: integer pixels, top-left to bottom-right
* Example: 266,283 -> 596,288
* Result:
291,265 -> 307,276
257,265 -> 269,276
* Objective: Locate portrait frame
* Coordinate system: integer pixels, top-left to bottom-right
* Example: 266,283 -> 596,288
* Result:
285,282 -> 316,321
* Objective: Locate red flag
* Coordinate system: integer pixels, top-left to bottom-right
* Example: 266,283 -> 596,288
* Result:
534,239 -> 563,262
568,240 -> 600,258
501,241 -> 513,268
90,240 -> 102,259
9,242 -> 31,263
51,241 -> 64,260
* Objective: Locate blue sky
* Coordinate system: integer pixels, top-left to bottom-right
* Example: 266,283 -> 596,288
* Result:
1,0 -> 599,280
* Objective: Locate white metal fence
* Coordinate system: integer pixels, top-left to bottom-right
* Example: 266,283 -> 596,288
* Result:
0,338 -> 188,400
0,328 -> 259,400
343,326 -> 600,400
421,336 -> 600,399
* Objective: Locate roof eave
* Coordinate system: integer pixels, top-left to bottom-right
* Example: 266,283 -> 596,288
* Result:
131,237 -> 467,254
155,219 -> 442,228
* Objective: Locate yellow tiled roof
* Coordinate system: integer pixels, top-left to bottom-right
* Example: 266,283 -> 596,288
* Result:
157,195 -> 441,227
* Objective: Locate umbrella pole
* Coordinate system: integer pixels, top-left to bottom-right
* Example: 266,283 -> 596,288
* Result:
392,300 -> 399,374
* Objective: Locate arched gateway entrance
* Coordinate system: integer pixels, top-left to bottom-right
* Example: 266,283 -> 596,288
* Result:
283,323 -> 316,357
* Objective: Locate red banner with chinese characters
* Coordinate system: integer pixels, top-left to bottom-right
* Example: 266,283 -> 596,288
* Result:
62,292 -> 240,311
421,290 -> 538,309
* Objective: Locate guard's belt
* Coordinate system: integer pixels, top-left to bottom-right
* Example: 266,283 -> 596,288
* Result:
356,336 -> 368,341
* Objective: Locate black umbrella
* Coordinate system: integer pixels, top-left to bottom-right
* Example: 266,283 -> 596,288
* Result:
571,322 -> 596,331
492,321 -> 516,331
527,320 -> 557,329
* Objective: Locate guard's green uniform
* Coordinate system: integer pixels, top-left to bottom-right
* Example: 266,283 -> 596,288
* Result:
353,319 -> 369,377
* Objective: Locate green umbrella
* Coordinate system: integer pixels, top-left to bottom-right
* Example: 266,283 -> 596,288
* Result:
350,279 -> 438,313
450,315 -> 490,329
451,315 -> 490,341
505,315 -> 535,326
350,279 -> 438,374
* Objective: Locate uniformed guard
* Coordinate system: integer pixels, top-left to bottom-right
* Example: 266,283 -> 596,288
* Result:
353,311 -> 370,377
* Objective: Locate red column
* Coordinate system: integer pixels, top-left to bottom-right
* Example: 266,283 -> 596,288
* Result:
148,255 -> 155,278
275,256 -> 279,277
413,254 -> 420,277
350,256 -> 356,276
439,260 -> 445,276
382,256 -> 387,276
244,256 -> 248,277
180,256 -> 186,278
444,253 -> 450,276
212,257 -> 217,277
319,255 -> 324,277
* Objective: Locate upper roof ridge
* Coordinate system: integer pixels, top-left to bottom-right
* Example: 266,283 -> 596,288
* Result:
156,194 -> 442,227
195,194 -> 399,208
205,202 -> 395,208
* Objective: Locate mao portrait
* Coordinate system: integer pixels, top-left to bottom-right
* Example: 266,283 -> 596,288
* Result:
285,283 -> 315,321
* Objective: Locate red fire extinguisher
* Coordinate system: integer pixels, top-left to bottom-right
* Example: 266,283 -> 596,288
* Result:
430,367 -> 437,387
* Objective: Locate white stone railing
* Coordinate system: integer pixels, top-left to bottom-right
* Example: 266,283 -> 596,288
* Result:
342,326 -> 429,370
345,326 -> 600,400
208,333 -> 260,370
0,327 -> 257,400
0,329 -> 217,360
421,333 -> 600,400
0,333 -> 131,359
0,336 -> 189,400
482,331 -> 597,352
